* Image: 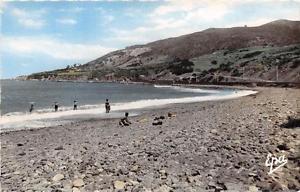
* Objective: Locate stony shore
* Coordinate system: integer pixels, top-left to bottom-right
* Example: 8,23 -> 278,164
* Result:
1,87 -> 299,192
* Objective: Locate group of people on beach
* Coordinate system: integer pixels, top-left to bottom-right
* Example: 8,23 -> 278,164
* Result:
28,99 -> 131,126
29,99 -> 111,113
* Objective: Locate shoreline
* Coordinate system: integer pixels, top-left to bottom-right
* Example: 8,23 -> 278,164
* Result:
0,82 -> 251,117
1,87 -> 299,191
7,78 -> 300,88
0,86 -> 256,133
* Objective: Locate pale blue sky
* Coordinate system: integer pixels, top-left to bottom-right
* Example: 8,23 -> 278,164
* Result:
1,0 -> 299,78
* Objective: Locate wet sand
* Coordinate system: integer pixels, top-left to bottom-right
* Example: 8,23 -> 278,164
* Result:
1,87 -> 299,192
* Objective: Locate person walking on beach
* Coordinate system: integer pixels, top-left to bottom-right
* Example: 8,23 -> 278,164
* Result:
119,112 -> 131,126
105,99 -> 111,113
73,100 -> 78,110
29,103 -> 34,113
54,102 -> 59,112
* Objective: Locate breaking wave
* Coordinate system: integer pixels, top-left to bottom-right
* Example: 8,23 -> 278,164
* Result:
154,85 -> 220,93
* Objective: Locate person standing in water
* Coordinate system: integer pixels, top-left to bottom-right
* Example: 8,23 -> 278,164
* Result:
73,100 -> 78,110
29,103 -> 34,113
105,99 -> 111,113
54,102 -> 59,112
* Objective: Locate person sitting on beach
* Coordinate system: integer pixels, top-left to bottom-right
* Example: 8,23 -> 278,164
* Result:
54,102 -> 59,112
29,103 -> 34,113
73,100 -> 78,110
105,99 -> 111,113
119,112 -> 131,126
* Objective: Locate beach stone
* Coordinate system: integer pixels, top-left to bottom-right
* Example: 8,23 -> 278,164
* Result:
210,129 -> 218,134
131,165 -> 139,172
224,182 -> 246,191
153,184 -> 171,192
270,181 -> 285,191
72,187 -> 80,192
18,152 -> 26,156
107,143 -> 113,147
72,179 -> 84,187
153,120 -> 163,126
128,179 -> 139,186
248,185 -> 259,192
55,146 -> 64,150
277,143 -> 289,151
114,180 -> 126,190
62,182 -> 73,190
52,174 -> 64,182
62,188 -> 73,192
13,171 -> 20,175
118,167 -> 129,175
208,181 -> 218,188
159,169 -> 166,175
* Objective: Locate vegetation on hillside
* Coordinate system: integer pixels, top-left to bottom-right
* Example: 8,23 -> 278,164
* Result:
26,20 -> 300,83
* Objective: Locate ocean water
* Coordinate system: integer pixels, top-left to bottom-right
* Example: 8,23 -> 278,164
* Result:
0,80 -> 256,131
1,80 -> 221,115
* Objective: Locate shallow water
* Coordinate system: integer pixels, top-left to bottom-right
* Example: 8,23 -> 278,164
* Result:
1,80 -> 219,115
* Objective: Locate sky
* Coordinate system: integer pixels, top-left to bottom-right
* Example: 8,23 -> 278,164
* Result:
0,0 -> 299,78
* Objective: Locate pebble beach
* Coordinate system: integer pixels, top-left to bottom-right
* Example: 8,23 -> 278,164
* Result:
1,87 -> 299,192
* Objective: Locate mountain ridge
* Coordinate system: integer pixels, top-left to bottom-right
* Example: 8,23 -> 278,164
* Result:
26,20 -> 300,83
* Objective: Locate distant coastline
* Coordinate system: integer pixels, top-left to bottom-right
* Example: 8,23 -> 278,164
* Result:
8,77 -> 300,88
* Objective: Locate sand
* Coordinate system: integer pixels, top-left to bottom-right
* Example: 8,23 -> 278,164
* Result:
1,87 -> 299,192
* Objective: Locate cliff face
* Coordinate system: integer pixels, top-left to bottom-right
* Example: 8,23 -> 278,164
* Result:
27,20 -> 300,83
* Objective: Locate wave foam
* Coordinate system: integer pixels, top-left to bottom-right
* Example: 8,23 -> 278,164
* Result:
154,85 -> 220,93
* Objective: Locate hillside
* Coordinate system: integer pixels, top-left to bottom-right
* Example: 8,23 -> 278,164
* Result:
148,19 -> 300,59
27,20 -> 300,83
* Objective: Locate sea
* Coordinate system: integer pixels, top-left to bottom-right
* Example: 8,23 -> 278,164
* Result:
0,80 -> 256,132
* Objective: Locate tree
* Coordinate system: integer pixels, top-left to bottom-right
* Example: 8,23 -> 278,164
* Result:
211,60 -> 217,65
169,59 -> 194,75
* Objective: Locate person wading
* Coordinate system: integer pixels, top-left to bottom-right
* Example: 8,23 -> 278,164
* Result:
29,103 -> 34,113
105,99 -> 111,113
73,100 -> 78,110
54,102 -> 59,112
